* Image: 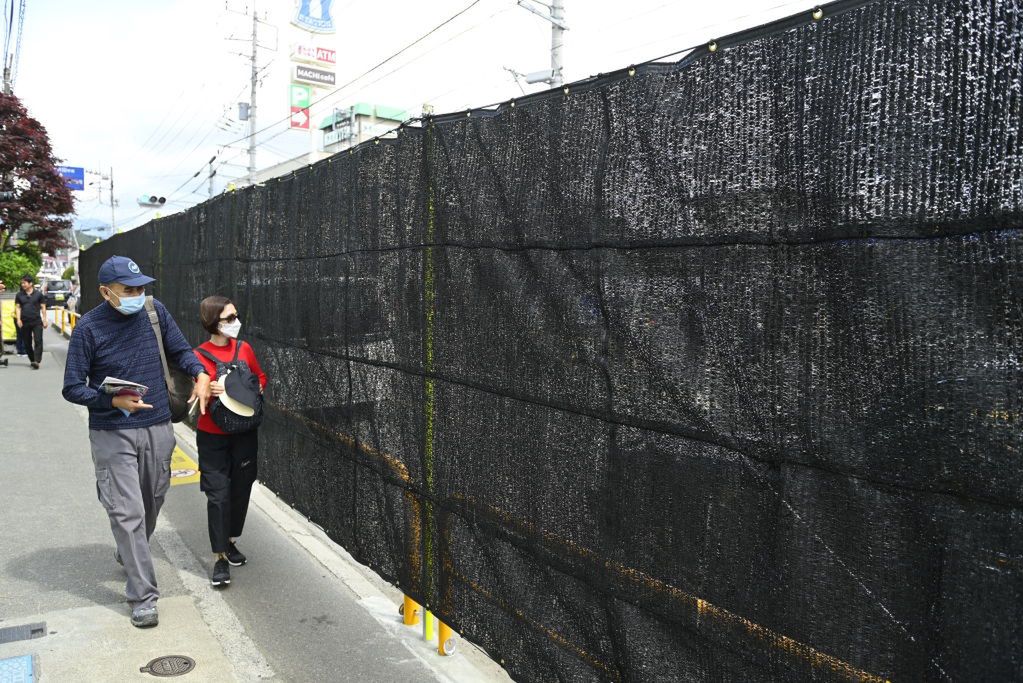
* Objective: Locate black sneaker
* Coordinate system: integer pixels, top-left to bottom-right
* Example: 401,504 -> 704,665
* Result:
211,558 -> 231,587
226,542 -> 246,566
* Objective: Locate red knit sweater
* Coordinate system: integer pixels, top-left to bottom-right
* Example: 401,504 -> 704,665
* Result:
193,339 -> 269,435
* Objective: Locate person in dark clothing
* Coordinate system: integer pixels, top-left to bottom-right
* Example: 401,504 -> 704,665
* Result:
15,274 -> 48,368
62,256 -> 211,628
193,296 -> 268,587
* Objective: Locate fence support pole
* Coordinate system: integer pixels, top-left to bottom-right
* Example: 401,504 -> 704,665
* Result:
437,620 -> 456,656
402,595 -> 421,626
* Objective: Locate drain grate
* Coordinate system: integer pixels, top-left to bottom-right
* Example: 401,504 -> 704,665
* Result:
0,654 -> 36,682
140,655 -> 196,677
0,622 -> 46,645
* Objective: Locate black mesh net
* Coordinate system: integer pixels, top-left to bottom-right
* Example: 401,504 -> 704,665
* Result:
80,0 -> 1023,680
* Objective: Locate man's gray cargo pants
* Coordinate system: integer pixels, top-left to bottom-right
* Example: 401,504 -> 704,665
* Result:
88,421 -> 175,609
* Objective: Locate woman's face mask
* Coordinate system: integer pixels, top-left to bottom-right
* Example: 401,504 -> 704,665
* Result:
219,317 -> 242,339
102,286 -> 146,315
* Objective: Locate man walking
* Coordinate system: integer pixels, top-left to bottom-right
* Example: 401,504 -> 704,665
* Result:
15,274 -> 48,368
62,256 -> 211,628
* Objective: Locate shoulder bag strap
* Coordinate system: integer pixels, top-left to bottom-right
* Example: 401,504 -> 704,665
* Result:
144,296 -> 174,390
195,347 -> 220,364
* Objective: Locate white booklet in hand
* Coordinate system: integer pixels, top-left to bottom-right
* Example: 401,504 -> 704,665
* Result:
99,377 -> 149,397
100,377 -> 150,417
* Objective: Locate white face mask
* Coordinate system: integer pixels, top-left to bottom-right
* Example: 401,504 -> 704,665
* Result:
220,320 -> 242,338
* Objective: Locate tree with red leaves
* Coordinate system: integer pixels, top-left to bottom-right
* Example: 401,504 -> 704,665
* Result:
0,92 -> 74,254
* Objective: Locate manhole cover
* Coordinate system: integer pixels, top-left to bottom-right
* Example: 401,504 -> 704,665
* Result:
140,655 -> 195,677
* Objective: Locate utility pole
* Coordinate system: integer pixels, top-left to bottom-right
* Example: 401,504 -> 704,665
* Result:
109,167 -> 116,233
550,0 -> 565,88
2,56 -> 11,94
247,5 -> 258,176
227,1 -> 275,180
514,0 -> 568,88
208,156 -> 217,198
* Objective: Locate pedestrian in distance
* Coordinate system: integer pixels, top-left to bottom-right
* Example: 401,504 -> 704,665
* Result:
4,277 -> 19,354
193,296 -> 267,588
62,256 -> 212,628
14,273 -> 48,368
4,277 -> 27,356
0,279 -> 7,368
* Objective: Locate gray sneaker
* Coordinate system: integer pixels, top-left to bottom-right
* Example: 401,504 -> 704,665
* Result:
131,606 -> 159,628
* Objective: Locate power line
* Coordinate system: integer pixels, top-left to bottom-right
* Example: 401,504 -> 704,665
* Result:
219,0 -> 484,151
129,4 -> 487,203
604,0 -> 803,62
136,58 -> 271,165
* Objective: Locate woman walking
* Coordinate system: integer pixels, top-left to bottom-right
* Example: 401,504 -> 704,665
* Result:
194,296 -> 268,587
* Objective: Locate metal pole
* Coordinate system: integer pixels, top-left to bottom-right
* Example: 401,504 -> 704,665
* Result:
247,5 -> 258,176
2,56 -> 11,94
550,0 -> 564,88
209,159 -> 214,198
109,167 -> 115,233
307,66 -> 317,164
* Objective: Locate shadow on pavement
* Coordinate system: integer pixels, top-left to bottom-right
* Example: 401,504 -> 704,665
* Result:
6,543 -> 128,609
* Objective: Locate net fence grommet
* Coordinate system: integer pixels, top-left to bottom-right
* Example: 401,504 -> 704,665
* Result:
812,7 -> 824,21
708,41 -> 718,53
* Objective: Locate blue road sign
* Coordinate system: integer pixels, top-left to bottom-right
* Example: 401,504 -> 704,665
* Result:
56,166 -> 85,191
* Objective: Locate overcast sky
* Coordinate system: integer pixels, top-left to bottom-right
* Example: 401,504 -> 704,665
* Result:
11,0 -> 812,234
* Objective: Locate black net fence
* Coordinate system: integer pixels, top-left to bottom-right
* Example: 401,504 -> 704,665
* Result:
80,0 -> 1023,680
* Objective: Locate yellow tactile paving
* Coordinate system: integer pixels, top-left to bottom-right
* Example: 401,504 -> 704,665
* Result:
170,446 -> 200,486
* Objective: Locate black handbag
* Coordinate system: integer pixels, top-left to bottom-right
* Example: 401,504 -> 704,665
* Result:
144,297 -> 193,423
196,342 -> 264,434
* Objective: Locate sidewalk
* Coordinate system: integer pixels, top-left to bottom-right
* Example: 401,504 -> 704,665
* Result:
0,333 -> 509,682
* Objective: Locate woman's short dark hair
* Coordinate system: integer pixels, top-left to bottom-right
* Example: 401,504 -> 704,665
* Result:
200,295 -> 232,335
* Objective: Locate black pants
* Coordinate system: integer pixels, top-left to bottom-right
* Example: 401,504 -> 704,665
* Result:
197,429 -> 258,553
18,322 -> 43,363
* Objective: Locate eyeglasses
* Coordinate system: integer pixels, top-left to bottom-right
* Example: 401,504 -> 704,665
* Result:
219,313 -> 240,323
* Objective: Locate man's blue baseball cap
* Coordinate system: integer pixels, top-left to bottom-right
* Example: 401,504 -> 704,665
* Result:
97,255 -> 156,287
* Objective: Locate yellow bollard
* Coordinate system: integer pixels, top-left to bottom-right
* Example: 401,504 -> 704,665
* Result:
423,609 -> 434,642
401,595 -> 421,626
437,620 -> 456,656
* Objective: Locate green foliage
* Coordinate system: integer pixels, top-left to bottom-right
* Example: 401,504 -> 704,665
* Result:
0,250 -> 38,291
62,264 -> 75,280
13,241 -> 42,271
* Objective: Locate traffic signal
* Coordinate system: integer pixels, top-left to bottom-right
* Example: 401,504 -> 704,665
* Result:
137,195 -> 167,207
